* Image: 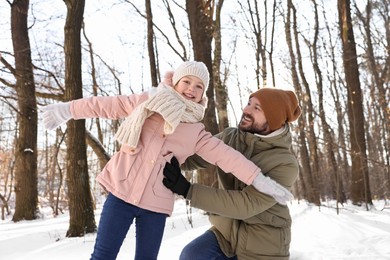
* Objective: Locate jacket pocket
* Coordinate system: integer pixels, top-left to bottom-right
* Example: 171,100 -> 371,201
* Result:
209,215 -> 235,241
245,224 -> 290,256
105,146 -> 142,181
244,211 -> 289,228
151,153 -> 175,199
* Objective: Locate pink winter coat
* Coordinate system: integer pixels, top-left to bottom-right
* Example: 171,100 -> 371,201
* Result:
70,91 -> 259,215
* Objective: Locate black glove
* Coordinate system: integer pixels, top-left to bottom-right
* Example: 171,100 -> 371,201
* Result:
163,157 -> 191,198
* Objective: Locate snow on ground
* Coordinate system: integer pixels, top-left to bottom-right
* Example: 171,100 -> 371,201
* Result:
1,199 -> 390,259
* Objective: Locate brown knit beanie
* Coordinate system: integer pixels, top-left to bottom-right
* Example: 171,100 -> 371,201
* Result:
249,88 -> 301,131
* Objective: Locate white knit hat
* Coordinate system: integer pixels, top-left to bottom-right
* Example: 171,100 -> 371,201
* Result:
172,61 -> 210,92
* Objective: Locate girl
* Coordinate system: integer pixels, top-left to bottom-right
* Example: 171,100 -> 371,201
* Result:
42,61 -> 292,260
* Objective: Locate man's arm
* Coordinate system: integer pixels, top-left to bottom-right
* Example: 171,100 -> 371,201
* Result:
188,184 -> 276,219
163,157 -> 298,218
180,154 -> 211,171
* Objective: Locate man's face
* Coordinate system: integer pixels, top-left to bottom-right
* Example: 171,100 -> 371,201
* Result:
239,97 -> 271,135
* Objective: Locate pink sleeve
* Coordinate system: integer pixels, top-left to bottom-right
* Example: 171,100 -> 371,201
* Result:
70,92 -> 149,120
195,129 -> 260,185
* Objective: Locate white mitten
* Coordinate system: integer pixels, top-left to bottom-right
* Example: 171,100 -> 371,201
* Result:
252,174 -> 294,205
42,102 -> 72,130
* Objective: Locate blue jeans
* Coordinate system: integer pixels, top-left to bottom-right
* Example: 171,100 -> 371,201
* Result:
91,193 -> 167,260
180,230 -> 237,260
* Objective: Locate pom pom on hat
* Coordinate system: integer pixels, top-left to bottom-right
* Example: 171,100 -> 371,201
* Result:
163,71 -> 174,87
172,61 -> 210,92
249,88 -> 301,131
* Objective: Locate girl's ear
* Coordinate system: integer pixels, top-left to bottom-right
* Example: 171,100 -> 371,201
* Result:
163,71 -> 174,87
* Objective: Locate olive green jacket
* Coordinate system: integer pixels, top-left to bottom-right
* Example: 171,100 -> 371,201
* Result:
182,125 -> 299,259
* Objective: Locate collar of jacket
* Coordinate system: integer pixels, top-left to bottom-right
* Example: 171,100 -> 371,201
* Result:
255,124 -> 287,138
234,124 -> 293,157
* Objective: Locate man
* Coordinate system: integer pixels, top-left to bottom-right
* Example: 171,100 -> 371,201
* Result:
163,87 -> 301,259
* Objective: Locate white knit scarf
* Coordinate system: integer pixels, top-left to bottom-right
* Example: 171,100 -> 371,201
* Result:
115,83 -> 206,148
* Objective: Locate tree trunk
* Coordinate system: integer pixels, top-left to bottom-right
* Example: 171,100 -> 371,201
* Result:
337,0 -> 372,206
213,0 -> 229,131
323,8 -> 350,205
63,0 -> 96,237
310,0 -> 346,204
146,0 -> 158,87
187,0 -> 218,187
85,130 -> 111,170
285,0 -> 320,205
355,0 -> 390,198
11,0 -> 39,221
82,24 -> 104,145
268,0 -> 277,88
291,0 -> 321,204
238,0 -> 268,88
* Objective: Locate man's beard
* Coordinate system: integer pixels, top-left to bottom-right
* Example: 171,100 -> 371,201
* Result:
238,114 -> 270,135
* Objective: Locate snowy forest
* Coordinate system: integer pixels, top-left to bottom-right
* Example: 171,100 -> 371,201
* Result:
0,0 -> 389,239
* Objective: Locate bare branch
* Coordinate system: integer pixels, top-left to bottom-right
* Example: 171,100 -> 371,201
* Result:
124,0 -> 187,60
0,53 -> 16,76
33,64 -> 64,92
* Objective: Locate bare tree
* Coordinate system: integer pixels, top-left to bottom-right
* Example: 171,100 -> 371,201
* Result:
82,24 -> 104,145
0,137 -> 14,220
10,0 -> 39,221
354,0 -> 390,198
307,0 -> 346,205
47,129 -> 66,216
321,3 -> 350,204
187,0 -> 219,187
241,0 -> 267,87
145,0 -> 159,87
187,0 -> 217,133
63,0 -> 96,237
213,0 -> 229,131
338,0 -> 372,206
268,0 -> 277,88
292,0 -> 321,204
1,0 -> 389,217
284,0 -> 320,205
81,25 -> 114,168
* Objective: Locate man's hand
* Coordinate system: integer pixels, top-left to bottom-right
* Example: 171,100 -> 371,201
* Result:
163,157 -> 190,198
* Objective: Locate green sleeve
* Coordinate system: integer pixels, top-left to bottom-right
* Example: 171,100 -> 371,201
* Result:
188,184 -> 276,219
180,154 -> 211,171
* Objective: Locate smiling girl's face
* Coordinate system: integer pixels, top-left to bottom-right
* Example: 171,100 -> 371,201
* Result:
174,75 -> 205,103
